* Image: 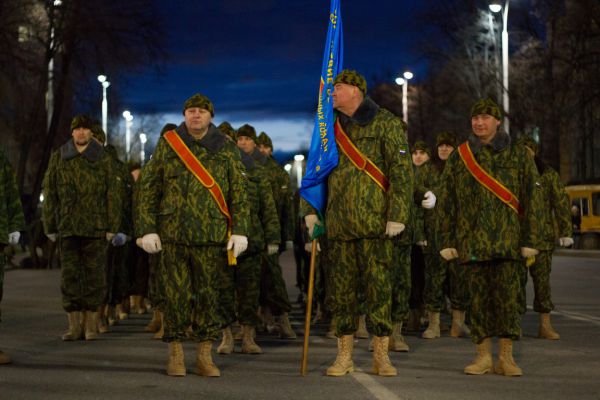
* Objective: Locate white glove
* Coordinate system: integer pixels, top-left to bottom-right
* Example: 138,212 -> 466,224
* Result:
559,237 -> 574,247
8,231 -> 20,245
106,232 -> 115,242
267,243 -> 279,255
520,247 -> 539,258
304,242 -> 321,253
416,240 -> 427,247
304,214 -> 321,238
111,233 -> 127,247
385,221 -> 405,238
227,234 -> 248,258
285,240 -> 294,250
422,191 -> 437,209
440,248 -> 459,261
46,233 -> 57,242
141,233 -> 162,254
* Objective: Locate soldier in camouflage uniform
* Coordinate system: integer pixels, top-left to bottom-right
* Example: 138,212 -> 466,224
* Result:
136,94 -> 250,377
215,125 -> 281,355
42,115 -> 123,342
416,132 -> 471,339
0,150 -> 25,364
438,98 -> 542,376
517,136 -> 573,340
303,70 -> 414,377
240,125 -> 296,339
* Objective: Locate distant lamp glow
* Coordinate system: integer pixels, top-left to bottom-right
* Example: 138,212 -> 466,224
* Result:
39,194 -> 44,203
122,110 -> 133,160
139,132 -> 147,165
284,164 -> 292,173
396,71 -> 414,123
294,154 -> 305,162
395,77 -> 405,86
97,75 -> 107,83
489,1 -> 502,13
403,71 -> 414,80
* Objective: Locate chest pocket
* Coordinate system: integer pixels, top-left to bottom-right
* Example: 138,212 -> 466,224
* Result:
494,159 -> 519,195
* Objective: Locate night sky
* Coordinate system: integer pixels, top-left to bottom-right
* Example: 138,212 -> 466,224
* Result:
120,0 -> 428,152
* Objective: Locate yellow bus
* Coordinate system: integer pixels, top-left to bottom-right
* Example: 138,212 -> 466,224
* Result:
565,184 -> 600,249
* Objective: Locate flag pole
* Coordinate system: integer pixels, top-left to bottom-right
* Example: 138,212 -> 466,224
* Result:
300,238 -> 318,376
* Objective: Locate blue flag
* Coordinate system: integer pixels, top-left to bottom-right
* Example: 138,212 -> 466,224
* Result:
299,0 -> 343,219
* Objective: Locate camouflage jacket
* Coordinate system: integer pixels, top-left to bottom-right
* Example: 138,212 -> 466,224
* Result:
136,123 -> 250,245
0,150 -> 25,244
240,151 -> 281,254
534,161 -> 572,250
438,132 -> 542,263
414,160 -> 447,253
304,97 -> 414,241
42,139 -> 123,238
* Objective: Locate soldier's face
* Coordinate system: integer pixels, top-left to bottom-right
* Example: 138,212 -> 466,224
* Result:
412,150 -> 429,166
437,144 -> 454,160
258,144 -> 272,156
237,136 -> 256,154
471,114 -> 500,141
184,107 -> 212,134
72,127 -> 93,146
333,83 -> 359,110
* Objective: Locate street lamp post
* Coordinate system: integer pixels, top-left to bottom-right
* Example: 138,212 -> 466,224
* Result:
139,132 -> 147,165
490,0 -> 510,135
97,75 -> 110,141
395,71 -> 413,124
122,110 -> 133,161
293,154 -> 305,189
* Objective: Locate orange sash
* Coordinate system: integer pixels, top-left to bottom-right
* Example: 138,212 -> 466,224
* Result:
333,119 -> 389,191
163,130 -> 237,265
458,142 -> 522,215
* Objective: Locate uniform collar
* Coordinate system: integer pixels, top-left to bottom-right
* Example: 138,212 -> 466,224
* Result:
338,97 -> 380,127
467,130 -> 510,154
250,147 -> 267,165
60,138 -> 103,162
175,122 -> 226,153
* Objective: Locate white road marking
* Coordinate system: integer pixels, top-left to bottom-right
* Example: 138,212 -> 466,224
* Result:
352,367 -> 404,400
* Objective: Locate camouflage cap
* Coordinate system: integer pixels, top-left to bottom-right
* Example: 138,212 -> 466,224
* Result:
70,115 -> 94,131
237,124 -> 257,142
516,135 -> 539,154
411,140 -> 431,157
257,131 -> 273,148
90,122 -> 106,144
217,121 -> 237,140
333,69 -> 367,95
183,93 -> 214,116
160,123 -> 177,136
471,98 -> 502,120
436,131 -> 457,148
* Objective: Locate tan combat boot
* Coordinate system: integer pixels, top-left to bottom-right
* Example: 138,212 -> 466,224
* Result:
0,350 -> 11,365
277,313 -> 297,339
422,311 -> 441,339
61,311 -> 83,341
153,312 -> 165,340
97,305 -> 108,334
217,326 -> 234,354
495,338 -> 523,376
261,307 -> 277,334
195,341 -> 220,377
390,322 -> 409,352
107,305 -> 118,326
372,336 -> 397,376
538,313 -> 560,340
241,325 -> 262,354
326,335 -> 354,376
84,311 -> 98,340
450,309 -> 471,338
464,338 -> 493,374
166,341 -> 186,377
355,315 -> 369,339
145,310 -> 162,333
116,302 -> 128,320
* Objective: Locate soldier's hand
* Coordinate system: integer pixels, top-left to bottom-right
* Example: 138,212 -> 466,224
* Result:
8,231 -> 20,245
421,191 -> 437,209
111,233 -> 127,247
142,233 -> 162,254
304,214 -> 321,238
520,247 -> 539,258
385,221 -> 405,237
559,237 -> 574,247
227,235 -> 248,258
267,243 -> 279,255
440,248 -> 459,260
304,241 -> 321,253
46,233 -> 57,242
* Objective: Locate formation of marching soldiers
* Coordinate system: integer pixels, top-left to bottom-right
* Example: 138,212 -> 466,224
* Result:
0,69 -> 574,379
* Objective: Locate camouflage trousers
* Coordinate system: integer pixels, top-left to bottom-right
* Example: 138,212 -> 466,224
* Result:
409,244 -> 425,309
518,250 -> 554,314
218,252 -> 261,328
147,254 -> 164,311
467,260 -> 521,344
327,239 -> 393,337
424,253 -> 469,312
130,244 -> 149,297
160,244 -> 222,342
104,244 -> 130,306
259,253 -> 291,315
391,244 -> 411,323
60,236 -> 107,312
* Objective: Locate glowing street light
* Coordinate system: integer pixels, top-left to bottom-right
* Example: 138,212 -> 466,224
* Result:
122,110 -> 133,160
139,132 -> 147,165
293,154 -> 305,189
395,71 -> 413,123
489,0 -> 510,134
97,75 -> 110,140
